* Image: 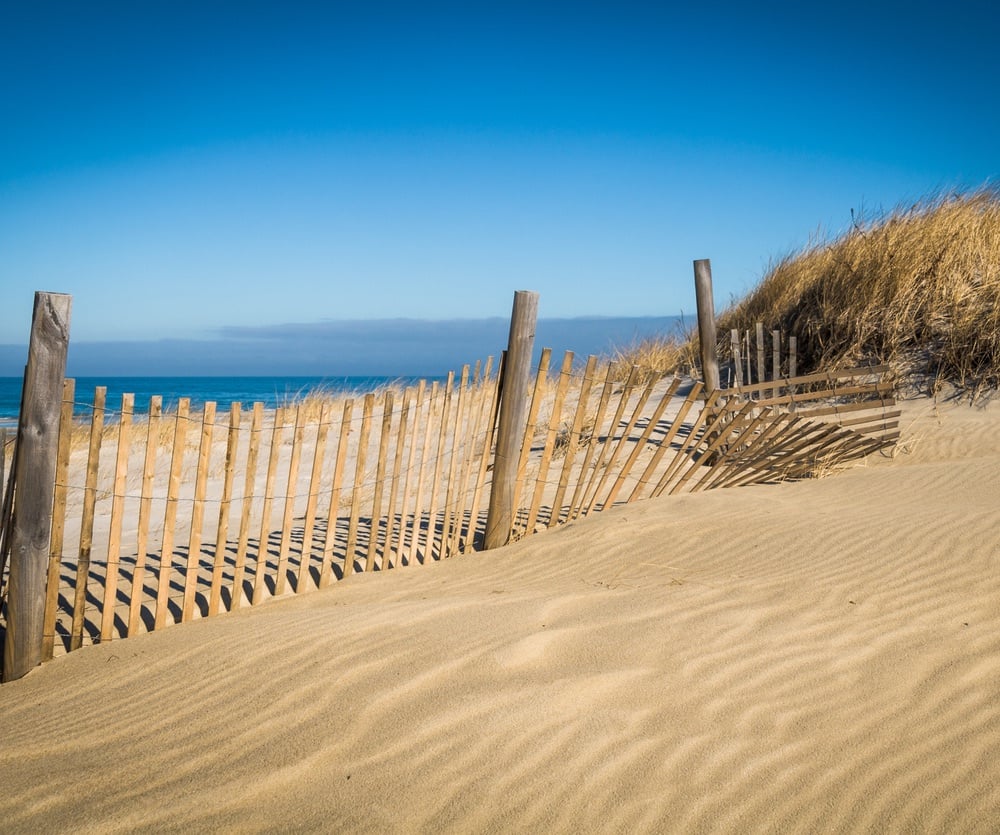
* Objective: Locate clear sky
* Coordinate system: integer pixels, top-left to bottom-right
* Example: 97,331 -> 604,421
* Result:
1,1 -> 997,373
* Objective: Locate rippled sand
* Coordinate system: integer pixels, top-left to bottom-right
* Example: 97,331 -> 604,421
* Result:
1,395 -> 997,833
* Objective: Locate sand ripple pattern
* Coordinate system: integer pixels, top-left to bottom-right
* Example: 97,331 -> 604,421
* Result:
0,398 -> 998,832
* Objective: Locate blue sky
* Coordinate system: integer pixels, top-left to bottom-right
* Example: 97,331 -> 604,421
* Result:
1,1 -> 997,374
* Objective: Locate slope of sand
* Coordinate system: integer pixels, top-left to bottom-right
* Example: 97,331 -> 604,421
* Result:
1,395 -> 998,833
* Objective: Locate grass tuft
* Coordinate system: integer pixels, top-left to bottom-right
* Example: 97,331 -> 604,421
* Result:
716,186 -> 1000,395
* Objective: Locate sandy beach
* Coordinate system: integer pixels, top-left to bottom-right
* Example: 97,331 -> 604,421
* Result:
1,393 -> 997,833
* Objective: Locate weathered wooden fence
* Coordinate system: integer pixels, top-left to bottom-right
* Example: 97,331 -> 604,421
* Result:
0,278 -> 900,679
0,353 -> 895,665
724,322 -> 798,390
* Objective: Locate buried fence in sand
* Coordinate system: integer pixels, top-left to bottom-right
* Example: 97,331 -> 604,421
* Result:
1,283 -> 899,681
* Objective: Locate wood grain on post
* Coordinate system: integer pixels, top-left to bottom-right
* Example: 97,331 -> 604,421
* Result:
4,291 -> 71,682
694,260 -> 720,394
484,290 -> 539,550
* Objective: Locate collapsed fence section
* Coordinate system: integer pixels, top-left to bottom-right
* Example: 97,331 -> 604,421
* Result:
504,356 -> 898,540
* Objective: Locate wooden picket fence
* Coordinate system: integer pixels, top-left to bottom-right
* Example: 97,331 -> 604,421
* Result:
3,353 -> 898,664
725,322 -> 798,390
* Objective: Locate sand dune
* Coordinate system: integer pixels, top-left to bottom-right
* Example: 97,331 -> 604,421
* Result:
1,395 -> 998,833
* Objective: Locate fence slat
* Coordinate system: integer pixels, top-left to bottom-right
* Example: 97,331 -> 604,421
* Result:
453,358 -> 493,554
396,382 -> 425,566
296,402 -> 330,592
409,382 -> 437,566
465,360 -> 501,553
209,402 -> 242,616
366,391 -> 394,570
344,394 -> 374,576
426,373 -> 455,561
383,390 -> 411,569
231,402 -> 263,608
41,378 -> 75,660
549,355 -> 597,528
320,399 -> 353,587
153,398 -> 191,629
70,386 -> 106,650
772,330 -> 781,398
128,396 -> 162,634
566,364 -> 617,521
252,407 -> 285,605
526,351 -> 574,532
100,392 -> 134,641
513,349 -> 552,523
275,405 -> 304,597
441,366 -> 470,557
756,322 -> 766,387
181,402 -> 215,622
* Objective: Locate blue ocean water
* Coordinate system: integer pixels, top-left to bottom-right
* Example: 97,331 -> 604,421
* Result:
0,375 -> 447,426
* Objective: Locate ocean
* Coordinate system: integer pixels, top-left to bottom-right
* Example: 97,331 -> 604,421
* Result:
0,375 -> 448,427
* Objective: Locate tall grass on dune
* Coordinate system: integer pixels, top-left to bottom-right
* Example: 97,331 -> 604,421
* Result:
718,187 -> 1000,393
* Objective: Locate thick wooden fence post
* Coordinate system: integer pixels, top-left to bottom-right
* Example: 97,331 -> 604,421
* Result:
484,290 -> 539,550
694,259 -> 720,394
3,292 -> 71,682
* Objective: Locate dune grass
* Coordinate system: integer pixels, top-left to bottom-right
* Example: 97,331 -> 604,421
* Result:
717,187 -> 1000,394
609,186 -> 1000,395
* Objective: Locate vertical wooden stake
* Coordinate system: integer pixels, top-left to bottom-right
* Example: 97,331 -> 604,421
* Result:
4,291 -> 71,682
693,260 -> 720,394
730,329 -> 742,390
772,329 -> 781,398
756,322 -> 766,387
484,290 -> 539,550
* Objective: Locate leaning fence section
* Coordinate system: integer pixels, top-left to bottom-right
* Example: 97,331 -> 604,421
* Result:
504,356 -> 897,540
20,355 -> 897,662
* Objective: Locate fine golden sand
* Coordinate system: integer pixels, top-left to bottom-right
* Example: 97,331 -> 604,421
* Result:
1,395 -> 998,833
